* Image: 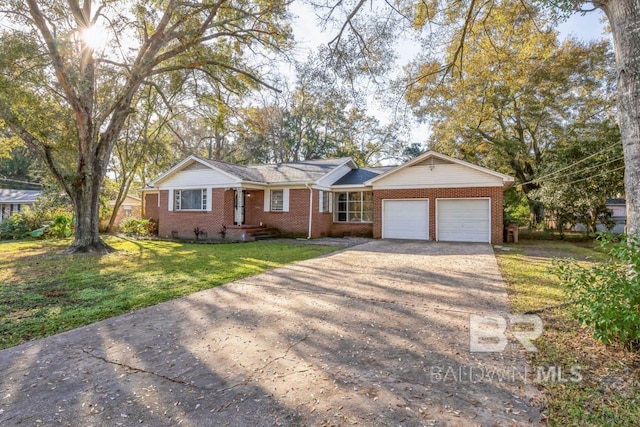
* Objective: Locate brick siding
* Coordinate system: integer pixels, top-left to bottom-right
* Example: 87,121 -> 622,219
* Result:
151,186 -> 504,242
157,189 -> 232,239
143,193 -> 159,221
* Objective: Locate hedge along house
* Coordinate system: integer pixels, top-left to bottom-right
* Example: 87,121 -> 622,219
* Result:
142,151 -> 514,243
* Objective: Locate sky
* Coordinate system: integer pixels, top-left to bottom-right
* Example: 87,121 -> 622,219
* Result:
287,4 -> 610,146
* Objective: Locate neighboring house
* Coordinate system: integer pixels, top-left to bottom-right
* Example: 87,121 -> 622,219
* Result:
103,195 -> 142,229
142,151 -> 514,243
0,189 -> 42,222
573,198 -> 627,234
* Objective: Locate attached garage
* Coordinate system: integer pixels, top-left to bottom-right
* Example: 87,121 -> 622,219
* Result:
382,199 -> 429,240
436,198 -> 491,243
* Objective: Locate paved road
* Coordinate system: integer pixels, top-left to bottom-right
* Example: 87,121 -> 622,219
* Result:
0,240 -> 541,426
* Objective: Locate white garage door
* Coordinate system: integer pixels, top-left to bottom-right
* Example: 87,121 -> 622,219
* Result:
382,199 -> 429,240
437,199 -> 491,243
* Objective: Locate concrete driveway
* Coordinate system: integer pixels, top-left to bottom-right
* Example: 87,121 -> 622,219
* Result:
0,240 -> 541,426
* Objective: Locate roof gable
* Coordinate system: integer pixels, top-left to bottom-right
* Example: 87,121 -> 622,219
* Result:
365,151 -> 514,187
148,155 -> 242,187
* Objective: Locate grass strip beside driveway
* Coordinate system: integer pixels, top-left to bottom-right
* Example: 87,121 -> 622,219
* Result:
496,240 -> 640,426
0,237 -> 339,350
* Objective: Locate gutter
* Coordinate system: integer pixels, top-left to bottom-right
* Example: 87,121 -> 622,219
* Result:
305,183 -> 313,239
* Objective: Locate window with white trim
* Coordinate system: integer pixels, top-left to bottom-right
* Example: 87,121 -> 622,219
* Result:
174,189 -> 207,210
334,191 -> 373,222
321,191 -> 331,212
271,190 -> 284,211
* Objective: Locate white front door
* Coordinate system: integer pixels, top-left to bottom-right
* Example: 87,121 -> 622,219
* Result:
382,199 -> 429,240
436,199 -> 491,243
234,189 -> 245,225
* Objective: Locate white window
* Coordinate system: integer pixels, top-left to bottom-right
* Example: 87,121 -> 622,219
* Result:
334,191 -> 373,222
264,189 -> 289,212
175,189 -> 207,210
320,191 -> 331,213
271,190 -> 284,211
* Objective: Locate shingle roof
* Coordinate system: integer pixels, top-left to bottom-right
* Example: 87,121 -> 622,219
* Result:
0,189 -> 42,203
201,157 -> 351,184
332,167 -> 395,185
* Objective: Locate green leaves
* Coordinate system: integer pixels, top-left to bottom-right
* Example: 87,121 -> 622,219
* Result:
554,234 -> 640,349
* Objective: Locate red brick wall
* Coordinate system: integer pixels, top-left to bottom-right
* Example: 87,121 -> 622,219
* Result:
143,193 -> 159,221
153,186 -> 504,242
258,189 -> 312,237
244,189 -> 333,237
373,187 -> 504,243
330,222 -> 373,237
157,189 -> 232,239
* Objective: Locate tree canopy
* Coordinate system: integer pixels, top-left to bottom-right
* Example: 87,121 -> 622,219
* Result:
0,0 -> 291,252
402,2 -> 618,223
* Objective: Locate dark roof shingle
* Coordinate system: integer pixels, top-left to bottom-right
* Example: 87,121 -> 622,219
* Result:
332,167 -> 394,185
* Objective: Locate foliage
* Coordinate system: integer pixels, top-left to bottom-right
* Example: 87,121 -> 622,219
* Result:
554,234 -> 640,348
403,2 -> 616,223
0,143 -> 42,189
0,212 -> 36,239
0,0 -> 292,252
234,55 -> 406,166
0,191 -> 73,240
120,217 -> 152,237
496,239 -> 639,425
532,125 -> 624,234
0,237 -> 339,349
48,215 -> 74,238
504,189 -> 531,226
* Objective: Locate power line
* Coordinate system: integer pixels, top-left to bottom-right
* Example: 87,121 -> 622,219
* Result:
544,156 -> 625,181
0,176 -> 43,187
549,165 -> 625,187
518,141 -> 620,187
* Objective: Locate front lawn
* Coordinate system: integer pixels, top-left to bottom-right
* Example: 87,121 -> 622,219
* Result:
495,240 -> 640,426
0,237 -> 339,350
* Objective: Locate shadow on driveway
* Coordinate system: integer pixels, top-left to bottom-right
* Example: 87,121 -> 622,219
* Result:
0,240 -> 542,426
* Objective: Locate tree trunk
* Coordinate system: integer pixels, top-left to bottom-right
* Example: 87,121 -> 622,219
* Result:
600,1 -> 640,236
67,161 -> 114,254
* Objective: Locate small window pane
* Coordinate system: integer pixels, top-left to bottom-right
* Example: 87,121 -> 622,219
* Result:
271,190 -> 284,211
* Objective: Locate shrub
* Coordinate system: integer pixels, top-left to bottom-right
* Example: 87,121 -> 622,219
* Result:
0,213 -> 33,239
553,233 -> 640,349
120,218 -> 151,237
48,215 -> 74,238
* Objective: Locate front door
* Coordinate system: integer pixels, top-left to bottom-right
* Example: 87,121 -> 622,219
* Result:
234,189 -> 245,225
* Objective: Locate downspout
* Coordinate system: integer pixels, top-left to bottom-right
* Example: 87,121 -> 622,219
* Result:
306,183 -> 313,239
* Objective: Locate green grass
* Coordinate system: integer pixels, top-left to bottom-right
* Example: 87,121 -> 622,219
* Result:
496,239 -> 640,426
0,237 -> 339,350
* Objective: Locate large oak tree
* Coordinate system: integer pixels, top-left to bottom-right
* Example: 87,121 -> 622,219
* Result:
320,0 -> 640,235
0,0 -> 290,252
403,2 -> 616,223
